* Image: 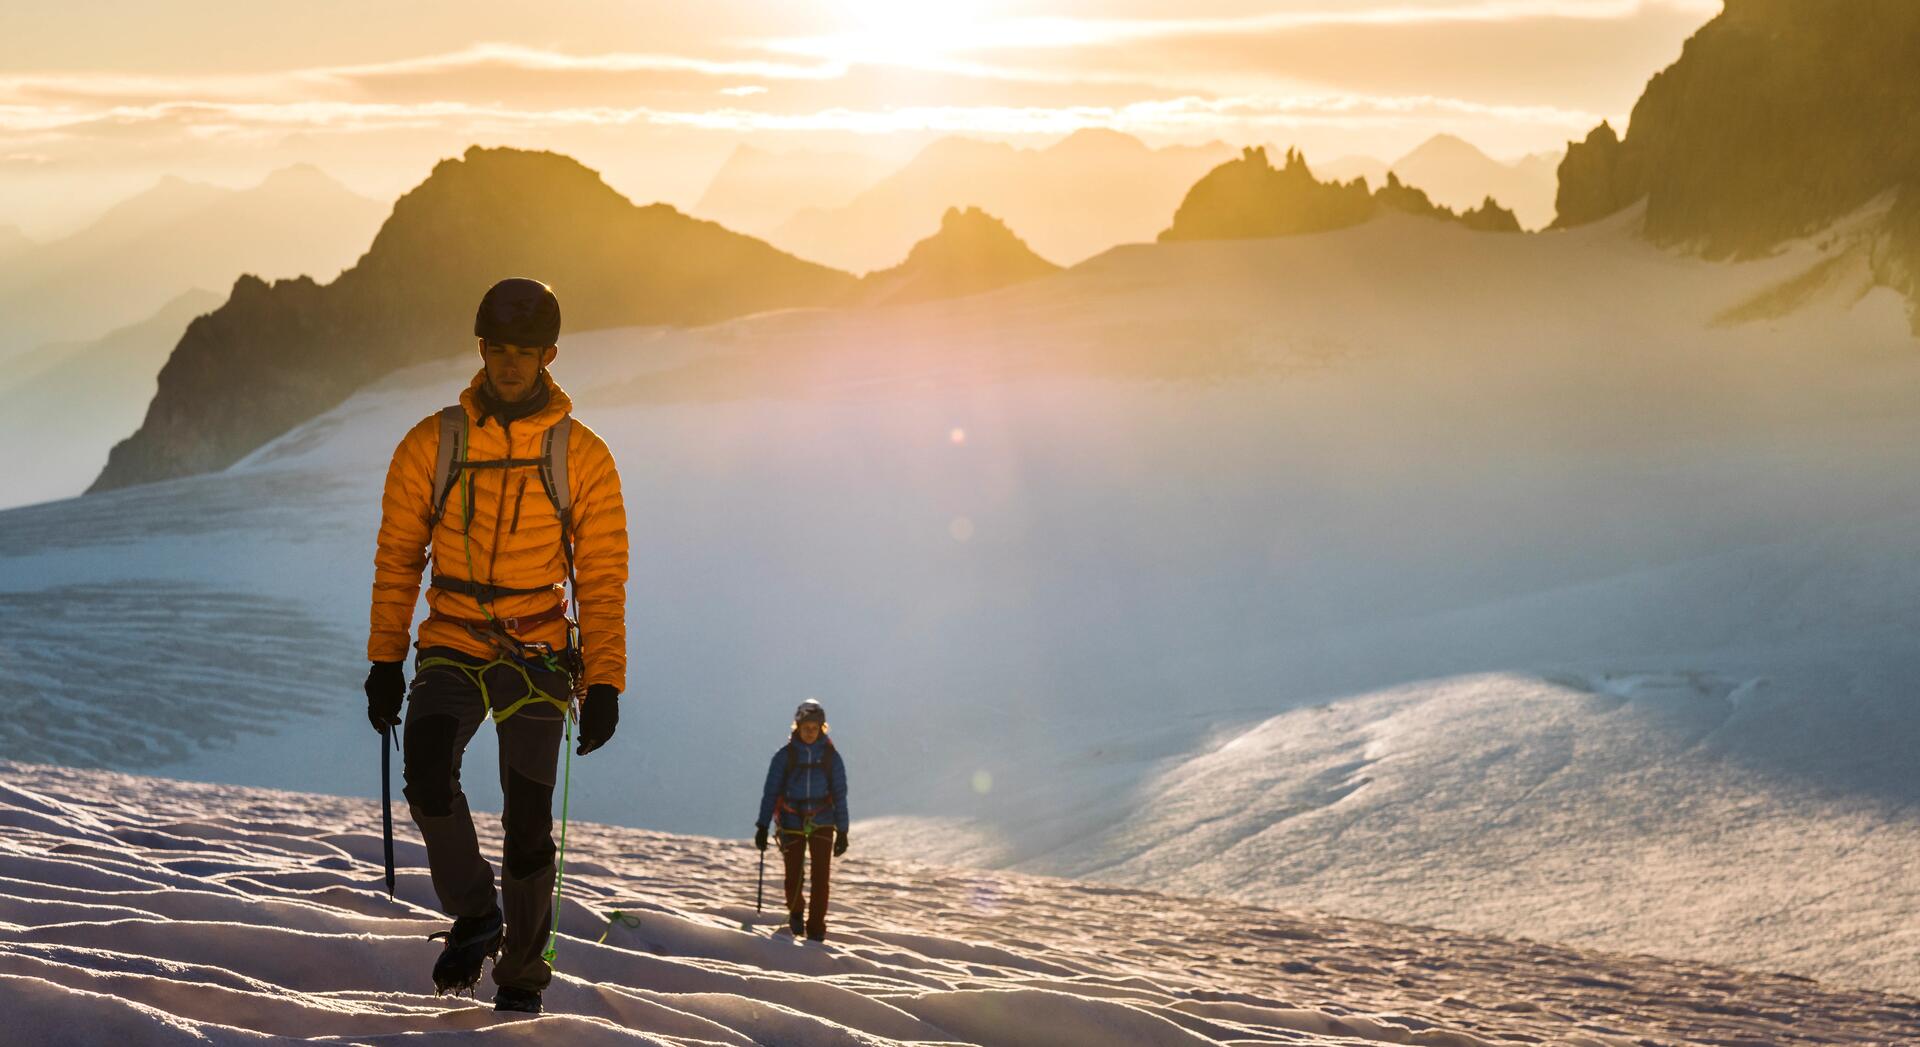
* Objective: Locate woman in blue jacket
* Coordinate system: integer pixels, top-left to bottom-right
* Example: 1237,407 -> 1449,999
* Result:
754,699 -> 849,941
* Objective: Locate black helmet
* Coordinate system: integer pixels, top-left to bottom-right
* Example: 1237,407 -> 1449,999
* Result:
475,278 -> 561,347
794,699 -> 826,725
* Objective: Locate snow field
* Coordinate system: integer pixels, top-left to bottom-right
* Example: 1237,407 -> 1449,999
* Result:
2,761 -> 1916,1045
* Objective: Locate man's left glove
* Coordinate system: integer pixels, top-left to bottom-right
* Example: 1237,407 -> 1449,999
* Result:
833,832 -> 848,858
365,661 -> 405,734
576,684 -> 620,755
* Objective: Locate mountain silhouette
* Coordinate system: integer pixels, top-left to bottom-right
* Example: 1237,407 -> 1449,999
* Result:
0,289 -> 222,509
772,130 -> 1234,271
692,144 -> 892,238
0,166 -> 383,366
1390,134 -> 1560,231
852,206 -> 1061,307
1159,147 -> 1520,242
91,146 -> 858,493
1552,0 -> 1920,257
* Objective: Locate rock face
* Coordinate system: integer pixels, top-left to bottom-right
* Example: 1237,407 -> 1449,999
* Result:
1160,147 -> 1521,242
91,146 -> 857,493
853,206 -> 1061,307
1552,0 -> 1920,256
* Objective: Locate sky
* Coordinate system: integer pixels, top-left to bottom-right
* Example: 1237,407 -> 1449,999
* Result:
1,0 -> 1720,237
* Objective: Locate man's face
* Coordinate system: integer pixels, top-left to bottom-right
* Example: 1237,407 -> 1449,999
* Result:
479,338 -> 556,403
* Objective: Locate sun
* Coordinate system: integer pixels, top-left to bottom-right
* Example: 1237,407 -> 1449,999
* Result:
786,0 -> 1005,71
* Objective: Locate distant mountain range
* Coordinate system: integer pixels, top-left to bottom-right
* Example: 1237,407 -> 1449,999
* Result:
0,289 -> 222,510
1160,146 -> 1520,242
691,144 -> 895,239
0,166 -> 384,366
73,146 -> 1079,499
769,129 -> 1236,272
92,146 -> 858,494
1391,135 -> 1560,231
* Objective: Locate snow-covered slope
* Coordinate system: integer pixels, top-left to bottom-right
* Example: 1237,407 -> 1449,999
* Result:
2,208 -> 1916,993
3,762 -> 1915,1045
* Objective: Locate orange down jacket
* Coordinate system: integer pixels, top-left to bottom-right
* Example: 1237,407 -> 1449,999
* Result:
368,370 -> 629,692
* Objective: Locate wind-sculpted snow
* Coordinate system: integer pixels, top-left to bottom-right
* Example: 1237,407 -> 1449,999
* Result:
2,763 -> 1916,1046
0,583 -> 339,768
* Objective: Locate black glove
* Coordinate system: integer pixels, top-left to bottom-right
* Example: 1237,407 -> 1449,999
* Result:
365,661 -> 405,734
576,684 -> 619,755
833,832 -> 848,858
754,825 -> 769,851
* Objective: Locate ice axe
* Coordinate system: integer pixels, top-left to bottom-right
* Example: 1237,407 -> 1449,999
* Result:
380,724 -> 397,899
743,841 -> 766,931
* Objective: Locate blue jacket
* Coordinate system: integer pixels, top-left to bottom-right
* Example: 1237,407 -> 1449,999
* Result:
756,735 -> 848,834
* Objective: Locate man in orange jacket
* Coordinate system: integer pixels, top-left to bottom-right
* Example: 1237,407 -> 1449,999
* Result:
362,277 -> 628,1015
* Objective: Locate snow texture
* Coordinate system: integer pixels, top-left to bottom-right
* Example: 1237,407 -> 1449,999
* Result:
2,210 -> 1918,997
1,761 -> 1916,1045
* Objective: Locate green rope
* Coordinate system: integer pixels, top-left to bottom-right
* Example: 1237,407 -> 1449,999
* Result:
596,910 -> 641,943
778,813 -> 832,839
543,705 -> 575,966
414,655 -> 569,724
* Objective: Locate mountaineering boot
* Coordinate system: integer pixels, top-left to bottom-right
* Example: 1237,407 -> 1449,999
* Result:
429,906 -> 504,995
789,912 -> 805,937
806,927 -> 827,943
494,985 -> 543,1014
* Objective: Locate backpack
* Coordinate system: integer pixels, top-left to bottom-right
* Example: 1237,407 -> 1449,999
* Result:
427,405 -> 575,555
776,736 -> 839,823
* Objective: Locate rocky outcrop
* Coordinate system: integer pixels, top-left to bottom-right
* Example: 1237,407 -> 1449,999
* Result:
1551,1 -> 1920,256
92,146 -> 857,492
1160,147 -> 1520,242
852,207 -> 1061,307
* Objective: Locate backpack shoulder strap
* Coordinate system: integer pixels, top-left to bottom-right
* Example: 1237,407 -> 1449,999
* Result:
540,414 -> 574,528
775,737 -> 798,803
428,405 -> 466,529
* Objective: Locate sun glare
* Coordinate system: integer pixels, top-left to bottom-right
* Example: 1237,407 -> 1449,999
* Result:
782,0 -> 1000,70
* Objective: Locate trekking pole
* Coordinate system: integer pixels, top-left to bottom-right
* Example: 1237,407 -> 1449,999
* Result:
380,725 -> 397,899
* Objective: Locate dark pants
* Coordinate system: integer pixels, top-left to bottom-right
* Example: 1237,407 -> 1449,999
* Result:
780,827 -> 836,936
402,646 -> 568,992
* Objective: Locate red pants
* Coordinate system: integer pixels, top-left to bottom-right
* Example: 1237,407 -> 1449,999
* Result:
780,828 -> 835,936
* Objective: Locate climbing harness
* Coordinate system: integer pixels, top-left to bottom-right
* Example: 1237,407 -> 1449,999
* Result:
417,401 -> 591,970
773,736 -> 840,839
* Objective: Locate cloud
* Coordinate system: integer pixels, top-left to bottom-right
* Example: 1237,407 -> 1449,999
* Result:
759,1 -> 1720,59
645,91 -> 1603,138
